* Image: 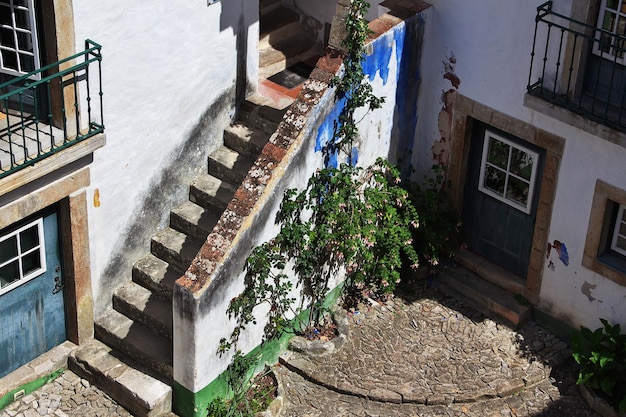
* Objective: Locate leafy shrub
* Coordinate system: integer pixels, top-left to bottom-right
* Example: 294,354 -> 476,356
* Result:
404,164 -> 463,273
222,159 -> 421,350
571,318 -> 626,412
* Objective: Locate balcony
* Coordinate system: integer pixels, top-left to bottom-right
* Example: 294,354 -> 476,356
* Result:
527,1 -> 626,133
0,40 -> 104,182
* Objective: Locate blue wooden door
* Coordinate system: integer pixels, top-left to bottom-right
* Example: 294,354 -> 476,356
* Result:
463,124 -> 545,277
0,210 -> 67,378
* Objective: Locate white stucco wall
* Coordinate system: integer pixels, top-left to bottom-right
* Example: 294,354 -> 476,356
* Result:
416,0 -> 626,330
69,1 -> 259,310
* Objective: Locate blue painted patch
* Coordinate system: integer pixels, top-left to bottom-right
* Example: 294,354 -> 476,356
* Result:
362,32 -> 394,85
558,243 -> 569,266
350,147 -> 359,165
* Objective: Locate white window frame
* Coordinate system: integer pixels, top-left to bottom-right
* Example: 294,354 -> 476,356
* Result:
0,0 -> 41,79
611,204 -> 626,256
0,217 -> 47,295
593,0 -> 626,65
478,131 -> 539,215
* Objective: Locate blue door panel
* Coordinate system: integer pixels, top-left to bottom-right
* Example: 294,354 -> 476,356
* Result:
0,211 -> 66,378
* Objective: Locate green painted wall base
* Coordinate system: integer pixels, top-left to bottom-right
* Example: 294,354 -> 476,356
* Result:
0,368 -> 64,411
174,285 -> 344,417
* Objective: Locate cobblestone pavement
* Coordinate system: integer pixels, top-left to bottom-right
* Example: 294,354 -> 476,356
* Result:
0,281 -> 604,417
0,370 -> 133,417
277,281 -> 602,417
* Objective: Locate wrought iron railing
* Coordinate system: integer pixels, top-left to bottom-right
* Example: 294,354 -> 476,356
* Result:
0,40 -> 103,179
527,1 -> 626,131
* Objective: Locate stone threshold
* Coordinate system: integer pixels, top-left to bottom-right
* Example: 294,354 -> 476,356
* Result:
0,341 -> 77,405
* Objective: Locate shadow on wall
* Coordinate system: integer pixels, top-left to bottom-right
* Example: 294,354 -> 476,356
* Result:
220,0 -> 259,105
387,14 -> 424,178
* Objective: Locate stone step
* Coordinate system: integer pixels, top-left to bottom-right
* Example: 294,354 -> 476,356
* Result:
69,339 -> 172,417
260,0 -> 282,16
113,282 -> 173,340
132,254 -> 182,300
151,227 -> 203,271
208,146 -> 256,185
170,200 -> 219,240
189,173 -> 237,212
242,94 -> 290,122
224,122 -> 271,157
260,7 -> 300,50
259,31 -> 318,79
95,309 -> 173,381
436,264 -> 532,327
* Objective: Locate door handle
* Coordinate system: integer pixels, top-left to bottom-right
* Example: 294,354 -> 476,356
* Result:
52,276 -> 64,294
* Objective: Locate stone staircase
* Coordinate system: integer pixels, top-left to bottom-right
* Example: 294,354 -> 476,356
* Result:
68,3 -> 317,415
68,95 -> 289,417
259,0 -> 321,79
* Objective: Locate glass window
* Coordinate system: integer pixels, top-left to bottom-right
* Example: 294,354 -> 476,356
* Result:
0,0 -> 41,79
0,217 -> 46,293
595,0 -> 626,61
612,204 -> 626,256
478,131 -> 539,214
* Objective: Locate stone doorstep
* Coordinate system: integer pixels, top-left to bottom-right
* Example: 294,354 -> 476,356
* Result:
0,341 -> 77,400
69,339 -> 172,417
436,263 -> 531,327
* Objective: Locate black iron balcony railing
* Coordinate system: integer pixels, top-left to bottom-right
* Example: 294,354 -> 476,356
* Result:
0,40 -> 103,179
528,1 -> 626,131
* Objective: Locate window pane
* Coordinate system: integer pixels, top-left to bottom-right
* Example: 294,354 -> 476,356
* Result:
16,31 -> 33,52
0,7 -> 11,26
486,138 -> 509,169
506,177 -> 530,207
1,27 -> 16,48
483,166 -> 506,196
0,236 -> 18,264
607,0 -> 619,11
509,148 -> 534,181
19,53 -> 34,72
619,222 -> 626,236
617,236 -> 626,251
13,9 -> 31,31
0,260 -> 19,287
19,225 -> 39,252
21,250 -> 41,276
603,11 -> 617,31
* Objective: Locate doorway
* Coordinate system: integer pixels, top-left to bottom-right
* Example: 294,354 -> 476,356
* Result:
463,122 -> 545,278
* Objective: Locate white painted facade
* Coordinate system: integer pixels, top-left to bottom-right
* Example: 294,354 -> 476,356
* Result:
414,0 -> 626,330
71,0 -> 259,313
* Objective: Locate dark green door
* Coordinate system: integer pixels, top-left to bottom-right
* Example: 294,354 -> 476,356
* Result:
463,123 -> 545,277
0,209 -> 67,378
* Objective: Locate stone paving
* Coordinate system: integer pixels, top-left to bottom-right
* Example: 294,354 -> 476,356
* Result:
0,279 -> 605,417
276,280 -> 602,417
0,370 -> 133,417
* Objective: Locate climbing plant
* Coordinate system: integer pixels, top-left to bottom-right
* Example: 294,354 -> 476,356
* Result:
218,0 -> 419,353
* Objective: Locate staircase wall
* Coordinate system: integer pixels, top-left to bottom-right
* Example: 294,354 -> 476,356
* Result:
88,0 -> 259,316
172,4 -> 432,416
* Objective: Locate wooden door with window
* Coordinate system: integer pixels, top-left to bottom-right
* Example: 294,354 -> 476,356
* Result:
463,124 -> 545,277
0,209 -> 67,378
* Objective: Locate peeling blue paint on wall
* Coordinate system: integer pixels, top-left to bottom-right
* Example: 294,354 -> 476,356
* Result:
315,97 -> 347,168
314,14 -> 424,173
362,31 -> 395,86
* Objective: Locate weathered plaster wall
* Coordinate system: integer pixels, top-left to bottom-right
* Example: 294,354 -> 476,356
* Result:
172,5 -> 431,414
70,1 -> 259,314
417,0 -> 626,330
